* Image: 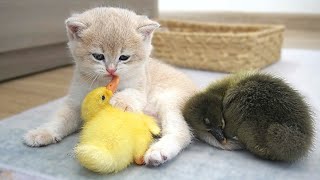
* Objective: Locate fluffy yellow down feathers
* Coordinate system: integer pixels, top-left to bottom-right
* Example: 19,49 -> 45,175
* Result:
74,76 -> 160,173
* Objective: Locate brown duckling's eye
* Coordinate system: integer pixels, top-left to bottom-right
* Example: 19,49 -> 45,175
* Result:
203,118 -> 211,125
221,117 -> 225,129
101,95 -> 105,101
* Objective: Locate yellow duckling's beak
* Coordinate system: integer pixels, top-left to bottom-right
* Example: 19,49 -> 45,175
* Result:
106,75 -> 120,93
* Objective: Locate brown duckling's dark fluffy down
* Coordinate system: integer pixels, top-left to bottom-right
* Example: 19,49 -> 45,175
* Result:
183,72 -> 314,161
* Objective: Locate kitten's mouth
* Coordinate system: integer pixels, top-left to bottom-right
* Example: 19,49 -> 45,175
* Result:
105,73 -> 117,77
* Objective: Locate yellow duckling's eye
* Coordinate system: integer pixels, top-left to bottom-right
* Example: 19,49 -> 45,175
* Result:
101,95 -> 105,101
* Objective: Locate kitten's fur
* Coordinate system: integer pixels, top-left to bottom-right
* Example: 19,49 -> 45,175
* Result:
23,7 -> 197,166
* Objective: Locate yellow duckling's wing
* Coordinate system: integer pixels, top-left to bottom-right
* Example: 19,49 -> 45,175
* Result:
141,115 -> 161,136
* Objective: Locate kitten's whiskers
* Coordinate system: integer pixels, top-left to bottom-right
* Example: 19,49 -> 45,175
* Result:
90,74 -> 99,89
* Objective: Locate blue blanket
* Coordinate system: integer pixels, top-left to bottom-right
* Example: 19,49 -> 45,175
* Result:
0,49 -> 319,180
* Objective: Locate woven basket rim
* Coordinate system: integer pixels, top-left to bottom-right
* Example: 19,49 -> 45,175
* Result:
155,19 -> 285,38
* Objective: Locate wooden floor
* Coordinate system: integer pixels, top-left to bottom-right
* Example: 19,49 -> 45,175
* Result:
0,29 -> 319,119
0,66 -> 73,119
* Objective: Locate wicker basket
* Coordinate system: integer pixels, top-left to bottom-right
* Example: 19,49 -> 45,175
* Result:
152,20 -> 285,73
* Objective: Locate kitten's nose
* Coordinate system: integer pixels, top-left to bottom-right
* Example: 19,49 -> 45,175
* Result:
106,68 -> 116,75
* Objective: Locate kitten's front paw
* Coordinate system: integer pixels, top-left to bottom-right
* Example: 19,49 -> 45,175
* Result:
110,93 -> 141,112
144,147 -> 169,166
144,139 -> 180,166
23,128 -> 61,147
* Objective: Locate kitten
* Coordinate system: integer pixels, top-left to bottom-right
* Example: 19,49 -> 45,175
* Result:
23,7 -> 197,166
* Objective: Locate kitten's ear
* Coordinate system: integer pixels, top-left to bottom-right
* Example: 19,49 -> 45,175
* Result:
137,19 -> 160,40
65,16 -> 86,40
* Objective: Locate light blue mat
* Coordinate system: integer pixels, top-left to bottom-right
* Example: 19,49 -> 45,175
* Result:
0,49 -> 319,180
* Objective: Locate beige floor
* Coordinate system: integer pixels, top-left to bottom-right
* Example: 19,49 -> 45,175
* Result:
284,30 -> 320,50
0,29 -> 319,119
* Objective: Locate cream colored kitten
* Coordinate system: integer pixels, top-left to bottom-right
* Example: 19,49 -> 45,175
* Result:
23,7 -> 197,166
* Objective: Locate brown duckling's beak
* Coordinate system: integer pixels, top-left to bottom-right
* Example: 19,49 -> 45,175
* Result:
209,128 -> 227,145
106,75 -> 120,93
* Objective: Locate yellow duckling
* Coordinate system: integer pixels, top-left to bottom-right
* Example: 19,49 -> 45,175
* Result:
75,76 -> 160,173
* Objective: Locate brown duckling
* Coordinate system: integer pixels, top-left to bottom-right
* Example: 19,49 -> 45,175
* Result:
183,72 -> 314,161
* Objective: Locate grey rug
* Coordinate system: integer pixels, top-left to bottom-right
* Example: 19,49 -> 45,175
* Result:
0,49 -> 319,180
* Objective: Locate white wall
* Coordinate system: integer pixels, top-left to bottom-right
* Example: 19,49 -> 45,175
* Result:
159,0 -> 320,14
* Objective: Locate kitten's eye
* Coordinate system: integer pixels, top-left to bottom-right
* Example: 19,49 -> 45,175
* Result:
92,53 -> 105,61
101,95 -> 105,101
119,55 -> 130,61
203,118 -> 211,125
